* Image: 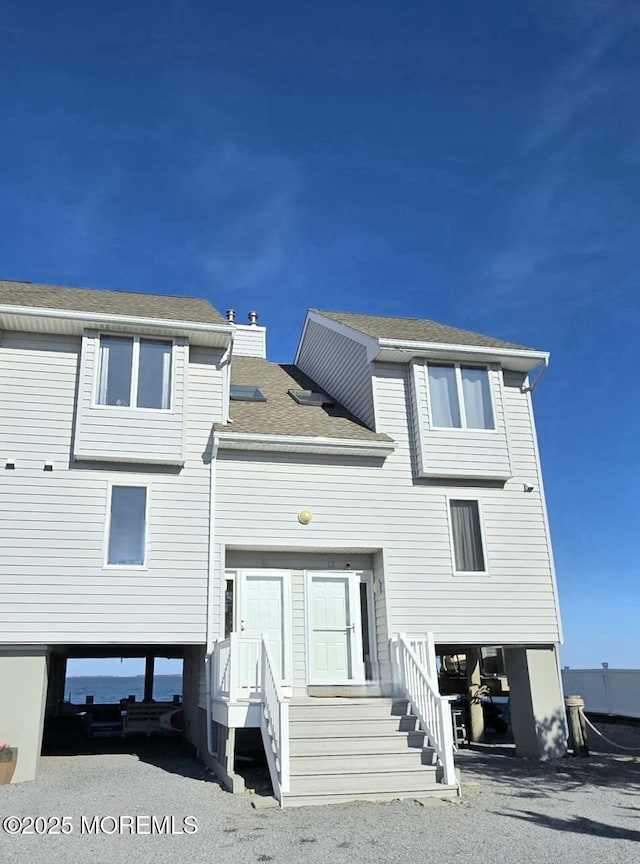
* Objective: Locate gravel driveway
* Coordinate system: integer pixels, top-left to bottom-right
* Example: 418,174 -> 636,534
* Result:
1,726 -> 638,864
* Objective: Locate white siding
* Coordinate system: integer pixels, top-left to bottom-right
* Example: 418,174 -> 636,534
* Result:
73,331 -> 188,465
232,325 -> 266,358
409,359 -> 512,479
214,361 -> 561,649
373,549 -> 391,688
296,319 -> 375,428
292,570 -> 306,694
0,331 -> 224,644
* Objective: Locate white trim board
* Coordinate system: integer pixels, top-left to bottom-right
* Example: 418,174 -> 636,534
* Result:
215,431 -> 394,458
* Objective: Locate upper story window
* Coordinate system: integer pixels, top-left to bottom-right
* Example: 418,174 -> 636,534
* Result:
97,336 -> 172,409
427,363 -> 494,430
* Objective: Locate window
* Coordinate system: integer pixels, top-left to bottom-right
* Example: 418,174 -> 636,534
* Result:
107,486 -> 147,566
288,389 -> 335,407
450,499 -> 486,573
224,578 -> 234,638
97,336 -> 172,409
229,385 -> 266,402
427,364 -> 494,429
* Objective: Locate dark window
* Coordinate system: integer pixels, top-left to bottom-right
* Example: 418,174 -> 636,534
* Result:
224,579 -> 234,637
288,389 -> 334,407
450,500 -> 485,572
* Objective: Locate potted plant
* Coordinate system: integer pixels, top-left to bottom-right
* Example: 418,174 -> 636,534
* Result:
0,743 -> 18,785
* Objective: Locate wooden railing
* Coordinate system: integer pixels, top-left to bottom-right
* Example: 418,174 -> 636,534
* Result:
260,636 -> 290,802
392,633 -> 457,788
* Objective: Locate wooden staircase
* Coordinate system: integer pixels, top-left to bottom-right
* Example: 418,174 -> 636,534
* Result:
282,697 -> 459,807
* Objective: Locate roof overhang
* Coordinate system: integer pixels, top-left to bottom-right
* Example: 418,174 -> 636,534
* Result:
214,431 -> 395,458
373,338 -> 549,373
0,305 -> 234,348
297,311 -> 548,373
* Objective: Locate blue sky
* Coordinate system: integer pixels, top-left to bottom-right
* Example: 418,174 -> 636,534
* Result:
2,1 -> 638,669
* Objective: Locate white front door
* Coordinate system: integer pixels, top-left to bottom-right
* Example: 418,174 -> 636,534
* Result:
307,572 -> 364,684
238,570 -> 290,689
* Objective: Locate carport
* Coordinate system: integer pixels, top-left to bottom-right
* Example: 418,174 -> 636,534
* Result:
42,644 -> 201,761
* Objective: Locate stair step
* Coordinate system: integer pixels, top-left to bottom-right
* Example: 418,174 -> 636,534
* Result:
306,685 -> 385,698
290,700 -> 408,721
290,731 -> 427,756
289,769 -> 446,796
273,696 -> 456,805
290,717 -> 418,739
282,786 -> 459,807
290,750 -> 435,774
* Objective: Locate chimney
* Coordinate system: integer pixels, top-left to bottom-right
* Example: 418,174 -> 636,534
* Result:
231,310 -> 267,359
226,309 -> 236,323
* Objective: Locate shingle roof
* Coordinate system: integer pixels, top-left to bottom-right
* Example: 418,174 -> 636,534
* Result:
218,356 -> 392,442
313,309 -> 535,351
0,280 -> 227,326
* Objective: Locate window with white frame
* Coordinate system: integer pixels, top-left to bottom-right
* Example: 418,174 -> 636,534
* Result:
427,363 -> 494,429
450,499 -> 486,573
107,485 -> 147,566
97,336 -> 172,409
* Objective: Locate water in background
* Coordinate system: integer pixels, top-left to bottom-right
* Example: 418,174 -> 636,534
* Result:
65,674 -> 183,704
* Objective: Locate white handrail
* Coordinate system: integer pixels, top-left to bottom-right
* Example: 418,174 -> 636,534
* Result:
212,634 -> 264,701
260,635 -> 290,803
213,637 -> 231,698
410,633 -> 437,681
394,633 -> 456,788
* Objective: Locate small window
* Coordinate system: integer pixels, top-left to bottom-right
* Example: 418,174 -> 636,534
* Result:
288,389 -> 335,407
138,340 -> 172,409
224,578 -> 234,638
97,336 -> 172,410
98,336 -> 133,407
107,486 -> 147,566
427,363 -> 494,430
461,367 -> 493,429
450,499 -> 486,573
230,385 -> 266,402
428,365 -> 460,427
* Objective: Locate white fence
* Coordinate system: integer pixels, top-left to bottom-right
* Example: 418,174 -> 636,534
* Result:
562,666 -> 640,719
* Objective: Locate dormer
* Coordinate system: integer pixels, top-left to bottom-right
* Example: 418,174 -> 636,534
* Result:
0,280 -> 233,466
409,357 -> 511,479
296,309 -> 548,481
74,330 -> 190,464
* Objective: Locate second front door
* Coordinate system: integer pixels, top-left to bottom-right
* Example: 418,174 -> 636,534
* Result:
307,572 -> 364,684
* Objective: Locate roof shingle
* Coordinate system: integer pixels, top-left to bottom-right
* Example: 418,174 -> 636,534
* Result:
313,309 -> 535,351
219,356 -> 391,443
0,280 -> 226,326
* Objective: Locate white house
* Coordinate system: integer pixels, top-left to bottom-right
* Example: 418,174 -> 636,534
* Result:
0,281 -> 568,803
